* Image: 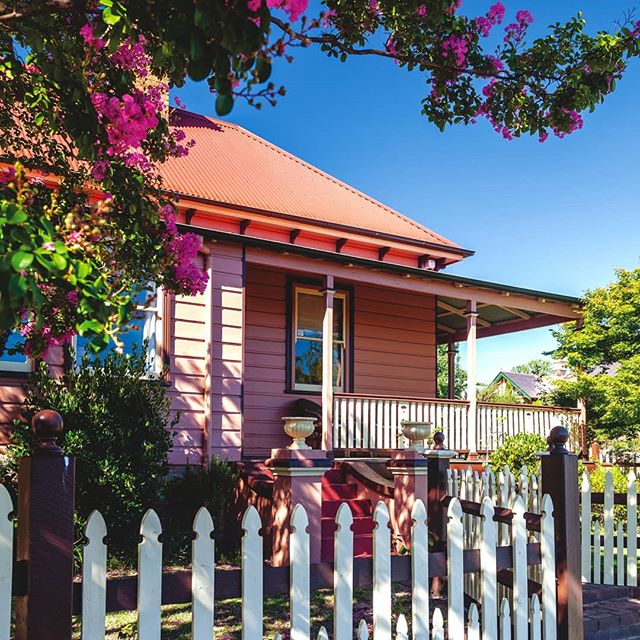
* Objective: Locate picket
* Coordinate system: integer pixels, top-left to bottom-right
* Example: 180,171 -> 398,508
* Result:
447,498 -> 464,640
581,471 -> 592,583
410,499 -> 429,640
480,497 -> 498,640
431,609 -> 444,640
373,501 -> 392,640
603,471 -> 614,585
628,470 -> 638,587
530,595 -> 542,640
138,509 -> 163,640
540,494 -> 557,640
357,619 -> 369,640
593,521 -> 601,585
396,615 -> 408,640
468,603 -> 480,640
0,486 -> 11,640
500,599 -> 512,640
617,522 -> 624,587
334,503 -> 353,640
290,504 -> 310,640
82,511 -> 107,640
242,506 -> 263,640
192,507 -> 215,640
512,496 -> 528,640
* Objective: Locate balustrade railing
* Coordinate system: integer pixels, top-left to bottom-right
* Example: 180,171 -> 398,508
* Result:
333,393 -> 581,453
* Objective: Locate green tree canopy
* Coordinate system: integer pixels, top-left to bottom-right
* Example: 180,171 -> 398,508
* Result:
553,266 -> 640,440
512,358 -> 553,377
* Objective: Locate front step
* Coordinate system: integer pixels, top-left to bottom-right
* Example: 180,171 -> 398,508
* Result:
584,598 -> 640,640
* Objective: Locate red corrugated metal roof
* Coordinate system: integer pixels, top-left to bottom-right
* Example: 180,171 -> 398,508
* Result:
159,110 -> 461,249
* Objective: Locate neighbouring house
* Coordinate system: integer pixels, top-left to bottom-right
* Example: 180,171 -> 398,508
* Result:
486,371 -> 550,404
0,110 -> 584,464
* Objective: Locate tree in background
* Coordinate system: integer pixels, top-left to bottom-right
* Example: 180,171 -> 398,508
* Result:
436,344 -> 467,398
2,1 -> 640,357
512,358 -> 553,377
553,267 -> 640,442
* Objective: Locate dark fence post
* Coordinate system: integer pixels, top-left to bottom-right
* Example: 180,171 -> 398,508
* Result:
541,426 -> 584,640
424,431 -> 455,596
14,410 -> 75,640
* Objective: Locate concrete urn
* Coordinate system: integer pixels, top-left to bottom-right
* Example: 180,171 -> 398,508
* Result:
282,416 -> 316,450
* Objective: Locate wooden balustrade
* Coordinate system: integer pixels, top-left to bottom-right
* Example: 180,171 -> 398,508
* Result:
333,393 -> 581,453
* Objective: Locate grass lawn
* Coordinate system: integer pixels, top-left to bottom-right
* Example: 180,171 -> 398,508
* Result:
72,585 -> 443,639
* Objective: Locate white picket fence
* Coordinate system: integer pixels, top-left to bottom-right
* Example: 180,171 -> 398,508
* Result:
0,482 -> 558,640
580,469 -> 639,586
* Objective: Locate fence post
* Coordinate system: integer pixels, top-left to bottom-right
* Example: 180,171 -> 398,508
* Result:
540,426 -> 583,640
15,410 -> 75,640
424,432 -> 455,596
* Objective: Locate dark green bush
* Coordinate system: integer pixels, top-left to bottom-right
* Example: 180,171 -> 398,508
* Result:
9,345 -> 176,559
489,432 -> 548,475
161,457 -> 239,563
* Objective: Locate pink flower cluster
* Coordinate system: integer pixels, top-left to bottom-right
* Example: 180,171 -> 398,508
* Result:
504,9 -> 534,43
112,36 -> 151,77
416,5 -> 428,18
474,2 -> 506,37
551,109 -> 583,139
486,55 -> 504,72
247,0 -> 309,22
90,87 -> 164,177
80,23 -> 106,50
441,34 -> 469,68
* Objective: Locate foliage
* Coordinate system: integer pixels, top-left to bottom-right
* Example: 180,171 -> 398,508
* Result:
7,345 -> 176,558
436,344 -> 466,398
2,3 -> 639,356
161,457 -> 239,562
554,266 -> 640,441
489,432 -> 547,475
588,464 -> 629,527
512,358 -> 553,377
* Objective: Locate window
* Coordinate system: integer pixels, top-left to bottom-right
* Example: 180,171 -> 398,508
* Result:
0,331 -> 31,373
292,286 -> 347,392
75,285 -> 162,372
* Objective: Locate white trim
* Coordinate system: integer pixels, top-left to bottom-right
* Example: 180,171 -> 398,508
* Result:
0,332 -> 31,373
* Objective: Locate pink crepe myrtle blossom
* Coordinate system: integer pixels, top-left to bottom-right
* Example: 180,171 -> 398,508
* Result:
486,55 -> 504,72
166,232 -> 208,295
0,166 -> 16,186
539,131 -> 549,143
79,23 -> 106,50
247,0 -> 308,22
173,96 -> 187,110
112,36 -> 151,77
474,2 -> 505,37
504,8 -> 534,43
42,241 -> 55,251
441,34 -> 469,68
416,4 -> 428,18
551,109 -> 583,138
385,37 -> 398,57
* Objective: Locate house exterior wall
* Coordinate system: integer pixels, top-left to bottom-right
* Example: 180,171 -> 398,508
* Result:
241,264 -> 437,458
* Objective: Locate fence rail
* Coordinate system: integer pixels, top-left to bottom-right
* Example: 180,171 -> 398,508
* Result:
333,393 -> 580,452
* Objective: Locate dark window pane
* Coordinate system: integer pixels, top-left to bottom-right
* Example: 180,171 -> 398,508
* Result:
333,344 -> 344,387
333,297 -> 344,340
295,339 -> 322,386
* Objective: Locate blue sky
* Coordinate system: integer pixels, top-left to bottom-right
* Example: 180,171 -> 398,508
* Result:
174,1 -> 640,382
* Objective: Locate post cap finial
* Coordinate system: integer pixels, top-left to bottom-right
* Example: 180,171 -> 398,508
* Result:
547,425 -> 570,455
433,431 -> 446,450
31,409 -> 63,455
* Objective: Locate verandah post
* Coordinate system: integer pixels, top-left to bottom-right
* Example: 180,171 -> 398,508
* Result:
540,426 -> 584,640
321,274 -> 335,451
465,300 -> 478,457
15,410 -> 75,640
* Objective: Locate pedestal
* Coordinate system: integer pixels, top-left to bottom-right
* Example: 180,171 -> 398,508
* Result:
266,448 -> 332,566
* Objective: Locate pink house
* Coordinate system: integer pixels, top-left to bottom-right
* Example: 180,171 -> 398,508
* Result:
0,109 -> 583,466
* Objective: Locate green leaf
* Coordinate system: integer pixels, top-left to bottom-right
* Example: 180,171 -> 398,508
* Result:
194,6 -> 211,29
7,209 -> 28,224
102,7 -> 121,25
11,251 -> 33,271
51,253 -> 68,271
215,93 -> 234,116
76,262 -> 91,279
187,59 -> 211,81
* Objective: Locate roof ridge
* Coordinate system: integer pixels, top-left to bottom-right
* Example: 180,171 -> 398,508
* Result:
187,111 -> 460,249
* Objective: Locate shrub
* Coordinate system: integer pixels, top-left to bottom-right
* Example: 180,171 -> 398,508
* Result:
161,457 -> 239,562
588,464 -> 629,527
489,432 -> 548,475
9,345 -> 176,559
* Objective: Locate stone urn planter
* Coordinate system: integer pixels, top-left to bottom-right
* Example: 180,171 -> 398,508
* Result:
282,416 -> 317,450
400,421 -> 432,453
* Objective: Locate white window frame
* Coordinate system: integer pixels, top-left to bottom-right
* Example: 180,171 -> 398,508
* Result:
0,340 -> 31,373
73,285 -> 163,373
292,285 -> 347,393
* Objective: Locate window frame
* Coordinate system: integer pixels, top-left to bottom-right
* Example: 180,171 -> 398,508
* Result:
289,283 -> 350,393
0,340 -> 31,374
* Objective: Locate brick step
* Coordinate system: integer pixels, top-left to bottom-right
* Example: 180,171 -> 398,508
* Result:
321,535 -> 373,560
322,483 -> 358,501
322,469 -> 346,484
321,515 -> 374,537
322,499 -> 372,518
584,597 -> 640,640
